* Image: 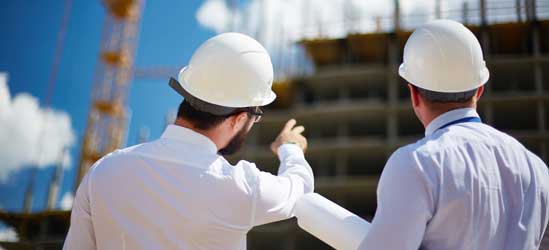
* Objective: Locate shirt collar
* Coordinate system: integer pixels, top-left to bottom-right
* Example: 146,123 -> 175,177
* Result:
160,124 -> 219,154
425,108 -> 480,137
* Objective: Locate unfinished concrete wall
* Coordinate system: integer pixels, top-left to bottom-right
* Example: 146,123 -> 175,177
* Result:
239,20 -> 549,249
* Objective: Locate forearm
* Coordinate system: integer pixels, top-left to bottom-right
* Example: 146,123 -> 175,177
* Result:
251,144 -> 314,225
277,143 -> 314,193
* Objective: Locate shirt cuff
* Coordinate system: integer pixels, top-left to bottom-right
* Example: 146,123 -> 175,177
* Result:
277,143 -> 304,161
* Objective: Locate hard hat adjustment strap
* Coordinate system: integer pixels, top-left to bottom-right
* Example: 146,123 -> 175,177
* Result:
169,77 -> 237,116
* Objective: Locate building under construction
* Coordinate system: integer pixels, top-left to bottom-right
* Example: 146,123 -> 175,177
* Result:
240,1 -> 549,249
1,0 -> 549,249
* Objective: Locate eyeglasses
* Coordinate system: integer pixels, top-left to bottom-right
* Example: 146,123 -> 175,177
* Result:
247,107 -> 264,123
227,106 -> 264,123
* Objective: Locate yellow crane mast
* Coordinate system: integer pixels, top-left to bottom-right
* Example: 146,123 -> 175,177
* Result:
76,0 -> 143,185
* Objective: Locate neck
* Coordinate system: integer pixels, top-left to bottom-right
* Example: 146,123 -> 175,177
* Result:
174,118 -> 223,150
421,103 -> 476,128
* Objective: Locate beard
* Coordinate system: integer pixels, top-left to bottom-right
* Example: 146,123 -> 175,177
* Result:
218,119 -> 252,156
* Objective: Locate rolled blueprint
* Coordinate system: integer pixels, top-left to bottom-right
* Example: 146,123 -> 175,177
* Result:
294,193 -> 371,250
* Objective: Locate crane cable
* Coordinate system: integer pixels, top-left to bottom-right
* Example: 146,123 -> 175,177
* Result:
24,0 -> 72,213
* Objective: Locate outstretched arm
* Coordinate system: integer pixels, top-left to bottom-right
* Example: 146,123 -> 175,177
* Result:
358,149 -> 433,250
251,119 -> 314,226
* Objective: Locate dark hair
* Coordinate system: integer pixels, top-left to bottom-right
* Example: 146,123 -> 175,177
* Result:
413,85 -> 478,103
176,100 -> 254,130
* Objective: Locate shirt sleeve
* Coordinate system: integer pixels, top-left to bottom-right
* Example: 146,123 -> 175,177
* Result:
251,143 -> 314,226
358,148 -> 434,250
63,170 -> 96,250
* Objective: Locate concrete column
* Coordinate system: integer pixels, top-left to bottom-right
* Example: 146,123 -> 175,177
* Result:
339,86 -> 350,102
525,0 -> 538,22
516,0 -> 523,22
335,152 -> 348,177
483,67 -> 494,124
387,31 -> 399,145
462,2 -> 470,25
435,0 -> 442,19
480,0 -> 487,27
394,0 -> 401,32
286,231 -> 297,250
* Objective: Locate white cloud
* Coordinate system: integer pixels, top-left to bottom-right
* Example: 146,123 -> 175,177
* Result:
196,0 -> 233,33
0,226 -> 18,242
60,192 -> 74,210
0,73 -> 76,181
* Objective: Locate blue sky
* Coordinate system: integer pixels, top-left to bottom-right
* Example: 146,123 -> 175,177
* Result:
0,0 -> 217,212
1,0 -> 538,213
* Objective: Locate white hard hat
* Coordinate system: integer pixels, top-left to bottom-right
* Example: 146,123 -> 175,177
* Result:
399,19 -> 489,93
169,32 -> 276,115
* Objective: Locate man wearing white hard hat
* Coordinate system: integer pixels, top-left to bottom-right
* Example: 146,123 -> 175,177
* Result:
358,20 -> 549,250
64,33 -> 314,249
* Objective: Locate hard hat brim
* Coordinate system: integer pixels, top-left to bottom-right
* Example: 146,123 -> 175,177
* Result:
399,63 -> 489,93
260,90 -> 277,106
178,66 -> 277,108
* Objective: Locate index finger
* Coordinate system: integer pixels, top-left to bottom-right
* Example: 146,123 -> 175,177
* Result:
282,119 -> 297,132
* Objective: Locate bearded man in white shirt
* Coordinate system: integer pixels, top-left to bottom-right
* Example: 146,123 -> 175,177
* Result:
63,33 -> 314,250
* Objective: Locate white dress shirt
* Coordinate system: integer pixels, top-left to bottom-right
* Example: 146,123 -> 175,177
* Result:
359,108 -> 549,250
63,125 -> 314,250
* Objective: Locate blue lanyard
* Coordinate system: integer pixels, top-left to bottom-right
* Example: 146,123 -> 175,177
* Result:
437,117 -> 482,131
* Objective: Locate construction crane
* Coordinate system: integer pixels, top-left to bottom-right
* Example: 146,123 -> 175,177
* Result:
74,0 -> 295,189
76,0 -> 144,185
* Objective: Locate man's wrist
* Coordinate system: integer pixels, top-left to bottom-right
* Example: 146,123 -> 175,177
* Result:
277,143 -> 304,161
282,140 -> 301,147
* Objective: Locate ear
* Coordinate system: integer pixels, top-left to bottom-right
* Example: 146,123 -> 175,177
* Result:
408,83 -> 421,108
229,112 -> 249,132
475,85 -> 485,100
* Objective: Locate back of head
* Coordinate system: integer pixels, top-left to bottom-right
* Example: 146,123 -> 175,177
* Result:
399,20 -> 490,103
